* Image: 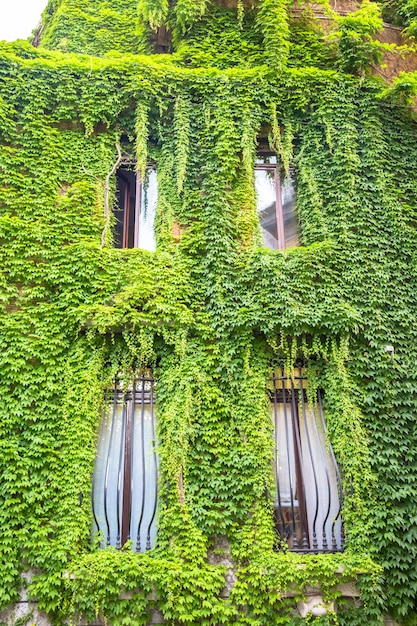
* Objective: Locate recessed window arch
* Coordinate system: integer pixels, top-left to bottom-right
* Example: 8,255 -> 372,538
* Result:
255,154 -> 299,250
92,373 -> 158,552
270,366 -> 343,553
114,164 -> 157,251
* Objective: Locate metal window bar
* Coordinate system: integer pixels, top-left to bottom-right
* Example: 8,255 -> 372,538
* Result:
271,368 -> 344,553
92,375 -> 158,552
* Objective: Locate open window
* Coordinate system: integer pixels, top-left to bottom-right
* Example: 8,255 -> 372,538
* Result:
255,155 -> 298,250
114,166 -> 157,251
92,374 -> 158,552
270,367 -> 343,553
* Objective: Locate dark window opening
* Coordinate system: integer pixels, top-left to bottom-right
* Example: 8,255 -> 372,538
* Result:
92,374 -> 158,552
255,155 -> 299,250
114,166 -> 157,251
152,25 -> 172,54
271,367 -> 344,553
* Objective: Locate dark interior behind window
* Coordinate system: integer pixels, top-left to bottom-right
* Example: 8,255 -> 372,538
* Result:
114,166 -> 157,251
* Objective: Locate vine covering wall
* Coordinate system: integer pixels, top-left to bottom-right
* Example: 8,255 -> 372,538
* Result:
1,0 -> 417,624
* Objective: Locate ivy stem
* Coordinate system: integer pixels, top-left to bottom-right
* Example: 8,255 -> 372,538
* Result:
102,142 -> 123,248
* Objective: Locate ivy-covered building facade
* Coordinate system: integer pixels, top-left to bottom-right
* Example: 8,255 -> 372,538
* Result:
2,0 -> 417,624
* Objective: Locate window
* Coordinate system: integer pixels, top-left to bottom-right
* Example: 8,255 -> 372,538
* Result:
114,166 -> 157,251
255,155 -> 298,250
92,374 -> 158,552
271,367 -> 343,553
152,25 -> 171,53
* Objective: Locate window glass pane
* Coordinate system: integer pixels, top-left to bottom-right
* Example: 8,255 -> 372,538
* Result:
255,154 -> 277,165
93,401 -> 124,547
115,170 -> 135,249
139,168 -> 157,251
255,168 -> 279,250
282,174 -> 298,248
114,166 -> 157,251
275,401 -> 297,505
255,158 -> 299,251
274,400 -> 303,548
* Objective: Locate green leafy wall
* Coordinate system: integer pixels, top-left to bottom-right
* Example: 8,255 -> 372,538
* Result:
1,1 -> 417,625
38,0 -> 146,54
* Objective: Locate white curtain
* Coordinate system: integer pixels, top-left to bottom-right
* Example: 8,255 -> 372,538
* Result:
274,397 -> 342,551
92,399 -> 158,551
139,169 -> 157,251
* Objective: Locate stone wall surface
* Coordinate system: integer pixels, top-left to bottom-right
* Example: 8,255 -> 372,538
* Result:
0,571 -> 370,626
0,600 -> 401,625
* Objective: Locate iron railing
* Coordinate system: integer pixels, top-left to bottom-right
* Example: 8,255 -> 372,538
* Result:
271,368 -> 343,553
92,375 -> 158,552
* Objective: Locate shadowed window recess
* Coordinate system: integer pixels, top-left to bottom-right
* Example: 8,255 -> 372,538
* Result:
270,367 -> 344,553
255,155 -> 299,250
114,165 -> 157,251
92,374 -> 158,552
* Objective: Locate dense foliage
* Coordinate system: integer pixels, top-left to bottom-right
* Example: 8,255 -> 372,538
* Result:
1,0 -> 417,625
38,0 -> 146,54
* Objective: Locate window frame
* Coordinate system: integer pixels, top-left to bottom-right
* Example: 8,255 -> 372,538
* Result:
255,160 -> 286,251
115,164 -> 157,251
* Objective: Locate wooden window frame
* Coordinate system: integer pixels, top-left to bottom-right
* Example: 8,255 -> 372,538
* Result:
115,165 -> 156,250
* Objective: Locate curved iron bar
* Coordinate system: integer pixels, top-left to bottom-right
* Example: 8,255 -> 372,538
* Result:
116,391 -> 127,548
136,377 -> 147,552
122,381 -> 135,541
91,391 -> 107,545
309,393 -> 332,551
272,375 -> 286,541
291,376 -> 309,551
103,382 -> 119,546
318,391 -> 344,551
297,370 -> 320,550
146,379 -> 158,550
128,380 -> 136,545
281,373 -> 299,548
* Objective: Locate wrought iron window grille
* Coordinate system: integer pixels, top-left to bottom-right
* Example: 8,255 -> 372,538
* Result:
271,368 -> 344,553
92,374 -> 158,552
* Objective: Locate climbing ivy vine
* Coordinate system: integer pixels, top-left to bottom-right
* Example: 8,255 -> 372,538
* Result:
1,0 -> 417,625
